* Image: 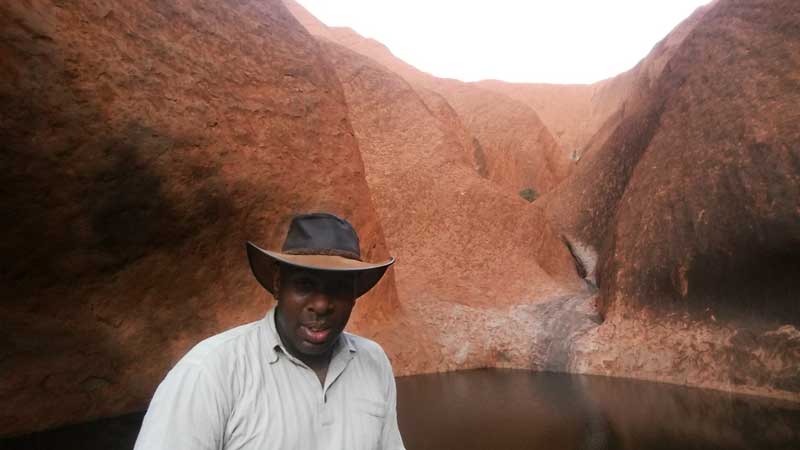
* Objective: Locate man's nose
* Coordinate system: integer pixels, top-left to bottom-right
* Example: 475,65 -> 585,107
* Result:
307,292 -> 334,314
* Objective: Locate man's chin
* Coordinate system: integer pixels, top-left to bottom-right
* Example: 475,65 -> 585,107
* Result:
297,337 -> 337,356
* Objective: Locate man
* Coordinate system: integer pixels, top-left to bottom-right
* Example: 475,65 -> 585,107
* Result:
134,212 -> 404,450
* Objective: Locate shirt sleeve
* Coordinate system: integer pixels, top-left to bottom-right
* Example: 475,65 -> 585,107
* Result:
133,361 -> 230,450
379,356 -> 405,450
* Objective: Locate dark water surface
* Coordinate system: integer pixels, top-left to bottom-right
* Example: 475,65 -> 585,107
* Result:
396,369 -> 800,450
2,369 -> 799,449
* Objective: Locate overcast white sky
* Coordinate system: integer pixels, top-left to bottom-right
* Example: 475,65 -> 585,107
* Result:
295,0 -> 711,84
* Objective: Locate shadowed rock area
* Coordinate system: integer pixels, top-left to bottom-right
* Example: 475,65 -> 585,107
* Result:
0,0 -> 396,436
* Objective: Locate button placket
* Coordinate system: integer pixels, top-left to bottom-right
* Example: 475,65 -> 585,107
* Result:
319,384 -> 334,427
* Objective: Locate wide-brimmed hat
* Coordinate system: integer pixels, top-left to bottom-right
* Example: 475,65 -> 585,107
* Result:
246,212 -> 394,298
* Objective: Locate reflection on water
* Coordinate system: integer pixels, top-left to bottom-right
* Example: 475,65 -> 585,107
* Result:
2,369 -> 799,449
396,369 -> 800,450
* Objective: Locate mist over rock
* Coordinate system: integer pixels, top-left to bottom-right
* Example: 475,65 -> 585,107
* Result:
0,0 -> 395,435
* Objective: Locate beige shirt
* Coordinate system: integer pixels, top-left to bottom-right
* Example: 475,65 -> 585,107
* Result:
134,307 -> 405,450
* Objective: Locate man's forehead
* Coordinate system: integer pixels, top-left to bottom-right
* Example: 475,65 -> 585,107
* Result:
280,265 -> 355,281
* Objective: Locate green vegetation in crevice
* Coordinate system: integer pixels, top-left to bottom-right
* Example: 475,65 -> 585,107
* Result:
518,187 -> 538,203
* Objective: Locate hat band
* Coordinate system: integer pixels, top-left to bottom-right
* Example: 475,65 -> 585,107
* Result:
283,248 -> 362,261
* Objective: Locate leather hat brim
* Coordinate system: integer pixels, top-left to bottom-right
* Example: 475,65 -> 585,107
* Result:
246,241 -> 394,298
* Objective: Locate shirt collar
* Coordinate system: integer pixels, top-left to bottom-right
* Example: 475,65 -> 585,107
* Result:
261,306 -> 283,364
261,306 -> 357,365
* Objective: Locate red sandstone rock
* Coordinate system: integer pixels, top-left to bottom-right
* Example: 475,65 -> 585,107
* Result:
549,0 -> 800,400
478,1 -> 715,158
5,0 -> 800,439
286,0 -> 571,195
428,78 -> 572,194
534,1 -> 716,282
318,38 -> 587,376
477,81 -> 597,157
0,0 -> 396,436
284,1 -> 589,376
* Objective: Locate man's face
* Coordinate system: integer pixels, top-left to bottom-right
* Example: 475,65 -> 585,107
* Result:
274,264 -> 357,359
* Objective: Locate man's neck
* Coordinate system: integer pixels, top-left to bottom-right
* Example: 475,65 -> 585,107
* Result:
273,311 -> 335,386
300,352 -> 333,387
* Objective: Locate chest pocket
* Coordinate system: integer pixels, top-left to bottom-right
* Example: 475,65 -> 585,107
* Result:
355,396 -> 387,418
351,396 -> 387,450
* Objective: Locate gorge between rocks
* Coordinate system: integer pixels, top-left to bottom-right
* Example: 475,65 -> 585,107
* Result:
1,0 -> 799,444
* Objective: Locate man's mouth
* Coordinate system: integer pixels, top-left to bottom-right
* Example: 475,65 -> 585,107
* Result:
300,324 -> 333,344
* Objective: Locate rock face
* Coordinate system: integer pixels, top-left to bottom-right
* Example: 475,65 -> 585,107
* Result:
476,81 -> 597,157
4,0 -> 800,439
479,1 -> 715,157
286,0 -> 572,195
427,79 -> 571,194
547,0 -> 800,399
0,0 -> 396,436
317,38 -> 588,376
281,1 -> 591,377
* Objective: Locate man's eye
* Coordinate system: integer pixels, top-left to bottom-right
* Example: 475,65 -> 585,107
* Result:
333,280 -> 355,296
295,279 -> 315,293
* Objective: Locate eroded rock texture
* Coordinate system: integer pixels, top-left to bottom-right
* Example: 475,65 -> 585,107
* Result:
548,0 -> 800,399
427,78 -> 571,194
286,0 -> 572,195
3,0 -> 800,439
317,39 -> 588,376
282,0 -> 593,377
477,81 -> 597,156
290,0 -> 800,401
479,1 -> 715,157
0,0 -> 396,435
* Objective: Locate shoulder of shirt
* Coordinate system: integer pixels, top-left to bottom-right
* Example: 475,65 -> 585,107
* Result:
174,320 -> 263,371
343,332 -> 391,365
342,332 -> 383,352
